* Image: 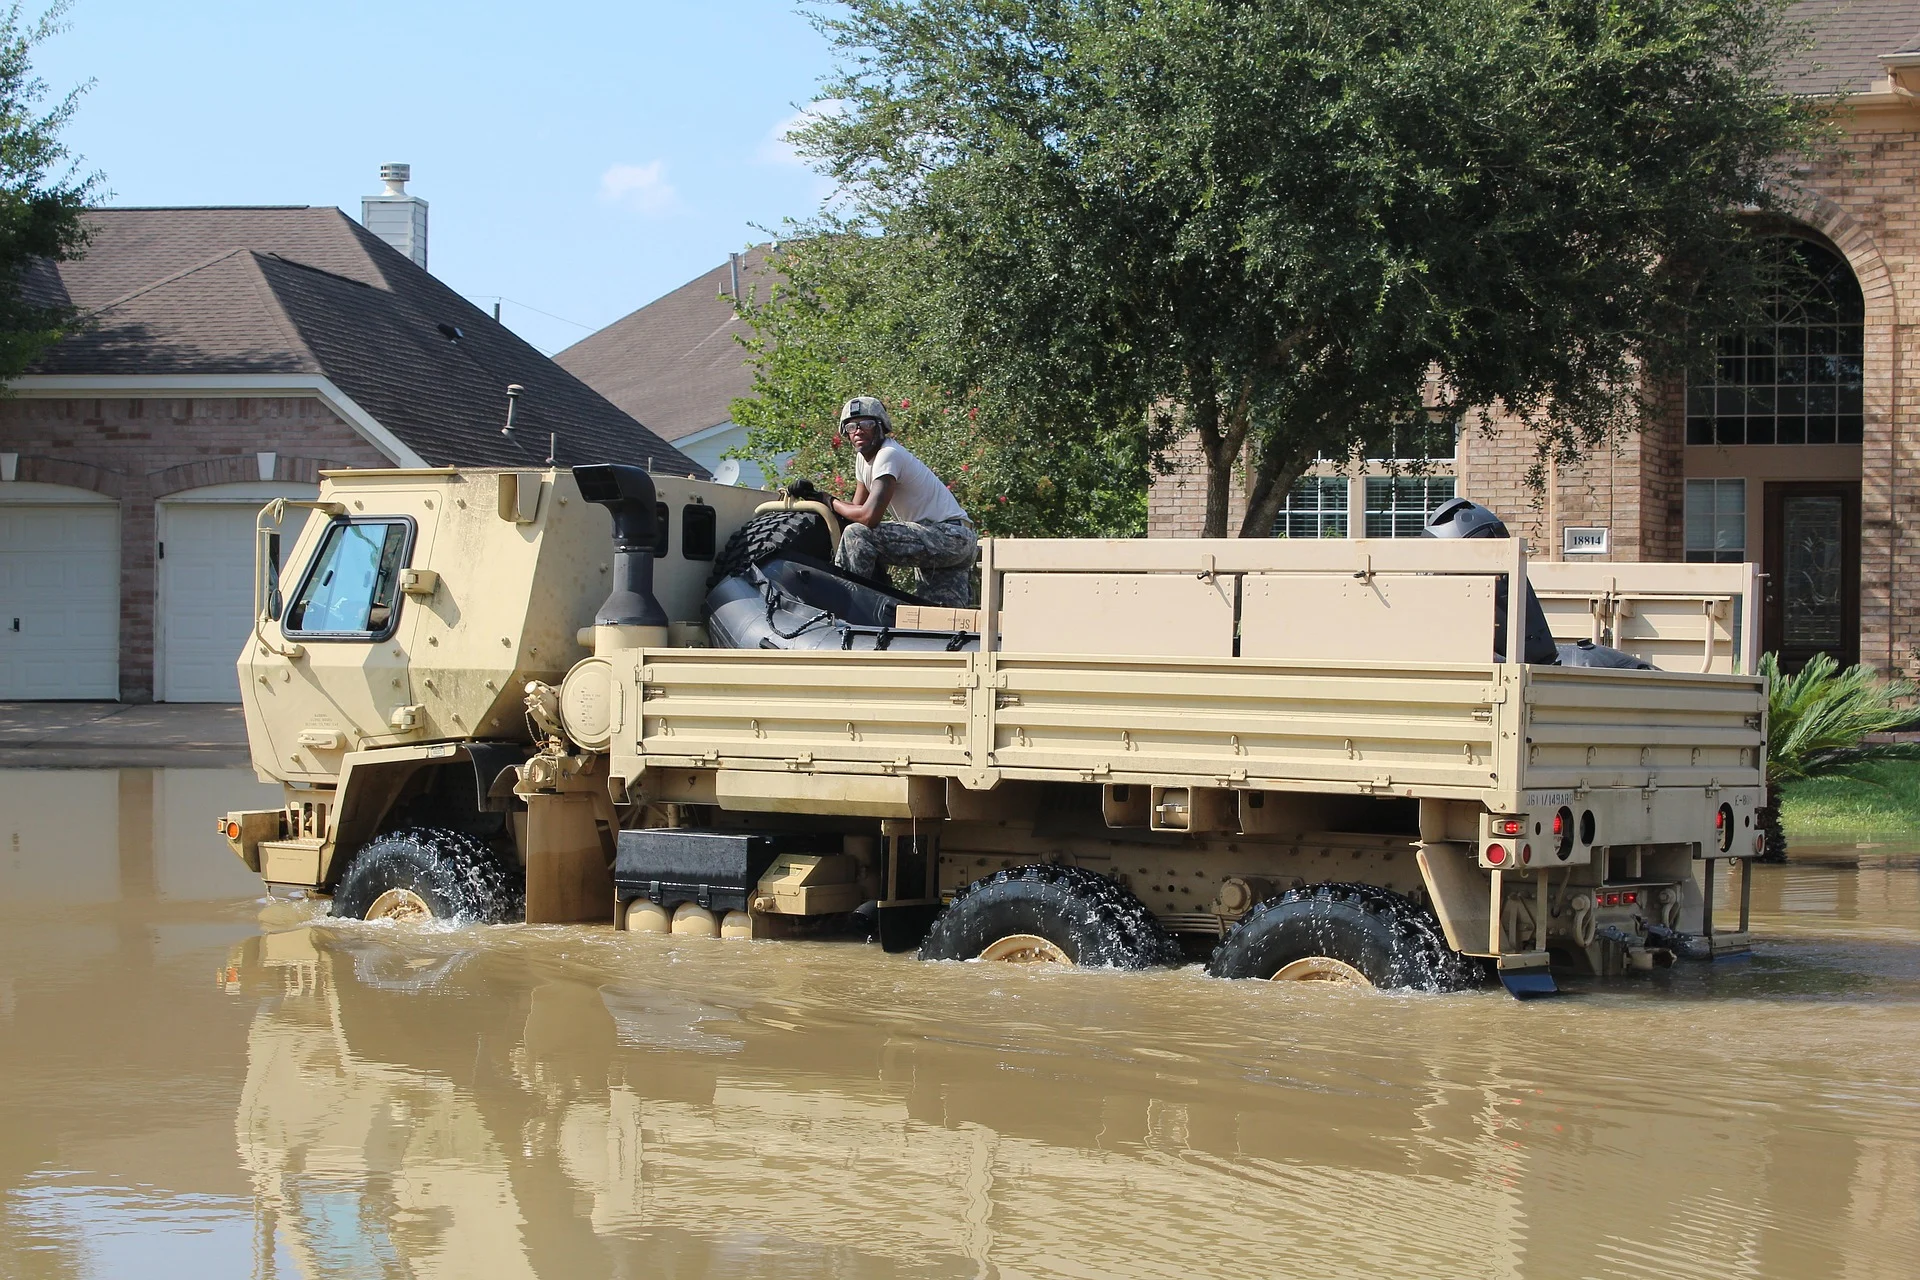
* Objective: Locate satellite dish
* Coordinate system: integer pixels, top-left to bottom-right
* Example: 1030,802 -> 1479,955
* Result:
712,459 -> 741,486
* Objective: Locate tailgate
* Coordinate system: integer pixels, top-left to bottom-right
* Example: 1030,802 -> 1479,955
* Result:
1520,666 -> 1765,792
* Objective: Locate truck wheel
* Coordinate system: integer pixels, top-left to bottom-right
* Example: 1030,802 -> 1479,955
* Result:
1206,882 -> 1476,992
332,827 -> 520,925
919,864 -> 1179,969
707,509 -> 832,588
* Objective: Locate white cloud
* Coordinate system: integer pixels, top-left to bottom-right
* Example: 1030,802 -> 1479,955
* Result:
599,160 -> 678,214
759,99 -> 844,167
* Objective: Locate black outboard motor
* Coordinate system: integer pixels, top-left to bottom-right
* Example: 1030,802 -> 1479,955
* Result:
572,464 -> 669,654
1422,498 -> 1563,665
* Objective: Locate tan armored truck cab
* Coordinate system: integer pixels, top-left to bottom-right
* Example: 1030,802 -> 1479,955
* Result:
223,464 -> 1767,997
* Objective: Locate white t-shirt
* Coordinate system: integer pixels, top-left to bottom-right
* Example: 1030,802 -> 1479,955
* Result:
855,438 -> 969,526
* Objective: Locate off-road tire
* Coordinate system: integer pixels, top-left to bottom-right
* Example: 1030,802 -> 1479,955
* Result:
919,864 -> 1181,969
707,509 -> 833,589
1206,882 -> 1477,991
332,826 -> 521,924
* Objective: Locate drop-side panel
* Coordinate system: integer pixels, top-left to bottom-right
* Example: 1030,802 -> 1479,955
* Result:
990,656 -> 1504,794
1518,666 -> 1765,792
637,650 -> 975,770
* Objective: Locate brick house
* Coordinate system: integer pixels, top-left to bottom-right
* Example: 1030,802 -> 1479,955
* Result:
1150,2 -> 1920,673
0,194 -> 695,704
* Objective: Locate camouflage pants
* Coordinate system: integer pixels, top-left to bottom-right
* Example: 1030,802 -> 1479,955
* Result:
835,517 -> 978,606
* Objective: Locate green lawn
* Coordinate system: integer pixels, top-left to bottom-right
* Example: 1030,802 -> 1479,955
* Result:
1779,760 -> 1920,838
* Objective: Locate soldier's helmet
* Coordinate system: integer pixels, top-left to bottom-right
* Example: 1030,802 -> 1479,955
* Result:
839,396 -> 893,432
1423,497 -> 1510,540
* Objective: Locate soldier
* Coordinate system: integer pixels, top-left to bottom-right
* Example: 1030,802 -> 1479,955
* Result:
822,396 -> 977,606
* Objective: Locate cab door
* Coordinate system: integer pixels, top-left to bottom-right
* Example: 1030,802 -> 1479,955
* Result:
251,488 -> 443,782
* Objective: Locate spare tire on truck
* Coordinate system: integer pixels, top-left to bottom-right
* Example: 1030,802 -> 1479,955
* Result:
707,509 -> 833,589
919,864 -> 1180,969
1205,882 -> 1476,991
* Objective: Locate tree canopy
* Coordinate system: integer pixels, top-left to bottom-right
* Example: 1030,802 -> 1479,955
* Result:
0,1 -> 96,384
750,0 -> 1822,537
731,233 -> 1149,537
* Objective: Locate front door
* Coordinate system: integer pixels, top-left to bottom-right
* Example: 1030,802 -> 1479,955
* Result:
1763,481 -> 1859,670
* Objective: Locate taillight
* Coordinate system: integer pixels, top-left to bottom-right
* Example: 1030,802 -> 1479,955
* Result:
1497,818 -> 1522,836
1521,844 -> 1533,864
1717,803 -> 1735,853
1553,806 -> 1575,860
224,820 -> 241,840
1623,891 -> 1638,905
1486,843 -> 1509,866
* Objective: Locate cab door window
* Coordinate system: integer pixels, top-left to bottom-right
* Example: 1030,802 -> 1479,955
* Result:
284,519 -> 413,639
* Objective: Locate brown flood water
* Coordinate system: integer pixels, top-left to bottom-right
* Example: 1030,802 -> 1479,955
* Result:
4,768 -> 1920,1280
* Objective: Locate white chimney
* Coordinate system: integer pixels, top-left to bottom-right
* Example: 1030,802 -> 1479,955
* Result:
361,162 -> 428,269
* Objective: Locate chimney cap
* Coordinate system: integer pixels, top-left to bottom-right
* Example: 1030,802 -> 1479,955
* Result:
379,163 -> 411,194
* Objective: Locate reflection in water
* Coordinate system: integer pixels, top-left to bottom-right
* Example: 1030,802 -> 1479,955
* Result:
3,769 -> 1920,1278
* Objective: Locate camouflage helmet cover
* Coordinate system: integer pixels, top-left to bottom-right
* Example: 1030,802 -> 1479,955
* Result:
840,396 -> 892,431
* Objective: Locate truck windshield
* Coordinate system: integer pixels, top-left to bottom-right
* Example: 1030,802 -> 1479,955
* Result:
285,519 -> 411,637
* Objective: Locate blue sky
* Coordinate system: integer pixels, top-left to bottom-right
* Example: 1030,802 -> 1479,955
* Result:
34,1 -> 840,354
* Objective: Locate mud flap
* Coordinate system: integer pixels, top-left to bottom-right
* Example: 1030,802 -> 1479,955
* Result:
1498,967 -> 1559,1000
877,902 -> 942,953
524,793 -> 615,924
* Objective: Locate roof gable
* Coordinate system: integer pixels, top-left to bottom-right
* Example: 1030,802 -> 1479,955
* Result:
554,245 -> 776,442
22,206 -> 700,475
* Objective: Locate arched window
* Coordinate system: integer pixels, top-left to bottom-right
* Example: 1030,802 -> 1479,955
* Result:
1685,238 -> 1864,446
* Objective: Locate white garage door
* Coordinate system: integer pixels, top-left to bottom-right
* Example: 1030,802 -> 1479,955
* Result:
160,502 -> 267,702
0,500 -> 121,699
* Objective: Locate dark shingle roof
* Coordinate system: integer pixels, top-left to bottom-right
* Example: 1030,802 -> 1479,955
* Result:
553,245 -> 775,443
1778,0 -> 1920,96
22,207 -> 701,474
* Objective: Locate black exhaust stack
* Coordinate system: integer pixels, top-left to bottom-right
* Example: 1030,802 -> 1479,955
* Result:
572,464 -> 668,643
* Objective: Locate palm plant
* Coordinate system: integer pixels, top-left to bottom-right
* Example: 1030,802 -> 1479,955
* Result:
1757,652 -> 1920,861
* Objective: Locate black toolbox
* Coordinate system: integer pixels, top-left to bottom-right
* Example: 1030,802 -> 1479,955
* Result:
613,829 -> 835,916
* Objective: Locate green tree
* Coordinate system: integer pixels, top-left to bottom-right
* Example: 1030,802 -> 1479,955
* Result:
782,0 -> 1822,537
1757,652 -> 1920,862
0,1 -> 97,383
730,233 -> 1148,537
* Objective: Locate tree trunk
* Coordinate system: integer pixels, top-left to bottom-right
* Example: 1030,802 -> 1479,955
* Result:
1755,796 -> 1788,863
1239,435 -> 1318,539
1200,443 -> 1234,539
1183,367 -> 1243,539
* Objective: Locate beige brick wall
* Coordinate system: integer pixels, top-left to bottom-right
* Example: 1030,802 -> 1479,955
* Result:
1147,428 -> 1249,537
0,395 -> 389,701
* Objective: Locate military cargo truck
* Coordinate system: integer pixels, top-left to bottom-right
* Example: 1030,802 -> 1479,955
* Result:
222,464 -> 1767,997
